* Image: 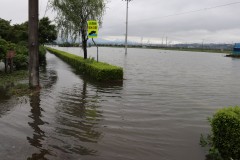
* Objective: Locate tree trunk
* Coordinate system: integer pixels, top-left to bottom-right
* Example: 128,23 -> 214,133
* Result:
82,39 -> 87,59
81,29 -> 88,59
28,0 -> 40,88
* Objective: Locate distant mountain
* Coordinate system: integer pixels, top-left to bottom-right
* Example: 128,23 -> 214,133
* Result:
88,38 -> 138,45
56,37 -> 138,45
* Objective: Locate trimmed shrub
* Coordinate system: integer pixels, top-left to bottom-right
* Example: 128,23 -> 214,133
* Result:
211,106 -> 240,159
201,106 -> 240,159
46,47 -> 123,81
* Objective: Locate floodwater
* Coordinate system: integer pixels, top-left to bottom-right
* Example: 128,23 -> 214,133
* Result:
1,47 -> 240,160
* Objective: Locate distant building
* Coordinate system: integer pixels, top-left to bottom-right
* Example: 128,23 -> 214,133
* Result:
232,43 -> 240,55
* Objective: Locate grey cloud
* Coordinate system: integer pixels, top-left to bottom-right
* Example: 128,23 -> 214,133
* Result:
1,0 -> 239,43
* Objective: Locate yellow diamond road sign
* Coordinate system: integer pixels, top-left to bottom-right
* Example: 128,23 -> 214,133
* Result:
87,20 -> 98,38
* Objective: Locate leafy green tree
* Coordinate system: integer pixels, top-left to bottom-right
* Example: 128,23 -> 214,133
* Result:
0,18 -> 11,41
50,0 -> 106,59
1,17 -> 57,45
0,38 -> 8,60
0,18 -> 27,43
39,17 -> 57,44
10,22 -> 28,44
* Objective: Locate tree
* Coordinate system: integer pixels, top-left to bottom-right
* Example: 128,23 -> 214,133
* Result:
0,38 -> 8,60
10,22 -> 28,44
39,17 -> 57,44
0,18 -> 28,44
50,0 -> 106,59
0,18 -> 11,41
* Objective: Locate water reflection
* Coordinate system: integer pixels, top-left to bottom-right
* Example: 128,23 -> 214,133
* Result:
53,79 -> 102,156
0,85 -> 12,101
40,69 -> 58,89
27,92 -> 50,160
0,86 -> 19,118
0,88 -> 10,117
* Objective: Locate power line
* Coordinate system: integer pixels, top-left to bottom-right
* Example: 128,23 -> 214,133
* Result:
136,1 -> 240,21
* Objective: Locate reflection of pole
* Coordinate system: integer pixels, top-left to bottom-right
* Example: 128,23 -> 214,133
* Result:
27,92 -> 49,159
92,38 -> 99,62
124,0 -> 132,54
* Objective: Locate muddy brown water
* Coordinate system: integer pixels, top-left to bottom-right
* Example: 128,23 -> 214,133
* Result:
1,47 -> 240,160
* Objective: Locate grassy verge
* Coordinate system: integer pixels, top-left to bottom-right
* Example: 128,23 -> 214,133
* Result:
0,70 -> 31,97
46,47 -> 123,81
0,70 -> 28,85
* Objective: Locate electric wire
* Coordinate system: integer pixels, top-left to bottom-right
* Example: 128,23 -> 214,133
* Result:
135,1 -> 240,22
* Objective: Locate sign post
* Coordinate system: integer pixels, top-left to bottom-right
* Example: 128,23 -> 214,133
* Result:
87,20 -> 99,62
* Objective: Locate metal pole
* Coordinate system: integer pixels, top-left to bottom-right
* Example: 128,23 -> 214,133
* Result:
92,38 -> 99,62
29,0 -> 39,88
166,37 -> 168,47
125,0 -> 130,54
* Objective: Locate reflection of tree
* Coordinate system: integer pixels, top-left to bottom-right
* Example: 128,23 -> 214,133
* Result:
0,86 -> 17,118
0,86 -> 10,117
54,80 -> 102,155
27,92 -> 50,160
0,87 -> 10,100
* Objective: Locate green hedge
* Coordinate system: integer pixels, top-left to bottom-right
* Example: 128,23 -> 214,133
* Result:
201,106 -> 240,159
211,106 -> 240,159
46,47 -> 123,81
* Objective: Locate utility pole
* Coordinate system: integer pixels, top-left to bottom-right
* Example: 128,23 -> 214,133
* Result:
166,37 -> 168,47
124,0 -> 132,54
202,39 -> 204,50
162,36 -> 164,47
29,0 -> 40,88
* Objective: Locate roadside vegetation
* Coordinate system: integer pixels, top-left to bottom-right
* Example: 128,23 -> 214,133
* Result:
200,106 -> 240,160
0,71 -> 30,97
46,47 -> 123,81
0,17 -> 57,97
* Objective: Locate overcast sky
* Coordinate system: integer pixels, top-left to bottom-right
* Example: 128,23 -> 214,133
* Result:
0,0 -> 240,44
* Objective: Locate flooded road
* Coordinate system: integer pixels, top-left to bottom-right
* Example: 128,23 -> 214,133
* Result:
1,47 -> 240,160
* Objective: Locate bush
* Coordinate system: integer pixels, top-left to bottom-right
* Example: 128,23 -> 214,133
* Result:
211,106 -> 240,159
14,44 -> 28,56
39,46 -> 47,64
7,42 -> 16,50
11,44 -> 47,70
201,106 -> 240,159
17,41 -> 28,47
14,54 -> 28,69
0,38 -> 8,60
46,47 -> 123,81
